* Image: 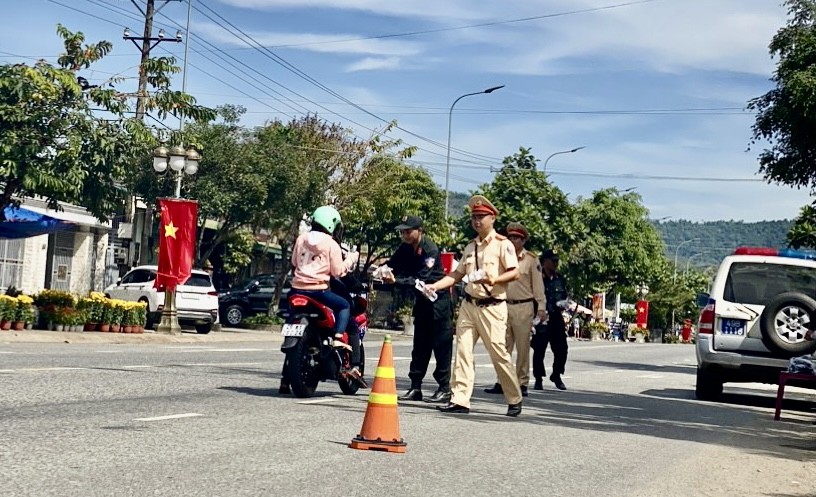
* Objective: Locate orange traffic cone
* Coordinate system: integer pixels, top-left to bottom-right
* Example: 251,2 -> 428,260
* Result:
349,335 -> 407,453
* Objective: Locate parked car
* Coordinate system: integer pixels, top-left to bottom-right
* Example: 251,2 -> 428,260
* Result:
695,246 -> 816,401
218,274 -> 290,326
103,265 -> 219,334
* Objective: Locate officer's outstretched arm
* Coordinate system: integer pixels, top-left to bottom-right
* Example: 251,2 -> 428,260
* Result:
427,273 -> 460,292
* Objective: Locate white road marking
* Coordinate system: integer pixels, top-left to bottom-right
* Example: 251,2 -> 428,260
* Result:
0,351 -> 17,354
121,365 -> 156,369
636,374 -> 664,379
180,362 -> 265,367
392,356 -> 412,361
12,367 -> 88,372
296,398 -> 340,405
134,413 -> 203,422
205,348 -> 266,352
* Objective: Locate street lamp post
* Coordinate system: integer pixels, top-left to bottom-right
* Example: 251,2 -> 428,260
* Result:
444,85 -> 504,220
685,252 -> 706,274
152,144 -> 200,334
671,238 -> 700,335
542,146 -> 585,175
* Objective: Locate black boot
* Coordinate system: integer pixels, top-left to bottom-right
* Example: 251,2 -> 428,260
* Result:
550,374 -> 567,391
506,402 -> 523,417
398,388 -> 423,401
425,388 -> 451,403
438,402 -> 469,414
521,385 -> 528,397
278,382 -> 290,395
533,378 -> 544,390
484,383 -> 503,394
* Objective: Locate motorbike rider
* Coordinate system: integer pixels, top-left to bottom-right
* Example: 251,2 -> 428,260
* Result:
279,205 -> 362,394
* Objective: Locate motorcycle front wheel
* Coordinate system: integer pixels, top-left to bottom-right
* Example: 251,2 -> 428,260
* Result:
338,344 -> 366,395
287,326 -> 322,398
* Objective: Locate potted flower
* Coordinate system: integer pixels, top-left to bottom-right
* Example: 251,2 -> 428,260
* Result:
584,321 -> 608,341
99,301 -> 114,332
109,301 -> 124,333
14,295 -> 34,331
0,296 -> 13,330
396,304 -> 414,336
632,326 -> 649,343
133,302 -> 147,333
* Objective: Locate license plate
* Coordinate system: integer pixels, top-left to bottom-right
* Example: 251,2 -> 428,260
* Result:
281,323 -> 306,337
721,318 -> 746,336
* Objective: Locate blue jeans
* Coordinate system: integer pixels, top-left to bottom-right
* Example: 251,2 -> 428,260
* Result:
289,288 -> 350,335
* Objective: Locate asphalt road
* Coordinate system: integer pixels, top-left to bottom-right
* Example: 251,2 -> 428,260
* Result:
1,331 -> 814,497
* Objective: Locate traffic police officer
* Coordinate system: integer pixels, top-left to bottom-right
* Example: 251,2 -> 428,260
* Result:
532,249 -> 569,390
484,222 -> 547,397
427,195 -> 524,417
383,215 -> 453,404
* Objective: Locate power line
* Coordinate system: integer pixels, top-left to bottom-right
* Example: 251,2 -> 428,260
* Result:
198,0 -> 666,51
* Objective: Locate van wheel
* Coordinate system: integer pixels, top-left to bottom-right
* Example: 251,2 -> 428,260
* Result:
695,367 -> 723,401
759,292 -> 816,358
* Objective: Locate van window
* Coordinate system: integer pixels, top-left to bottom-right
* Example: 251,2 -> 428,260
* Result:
724,262 -> 816,305
183,274 -> 213,288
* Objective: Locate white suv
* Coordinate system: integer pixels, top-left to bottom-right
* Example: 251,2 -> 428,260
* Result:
104,265 -> 219,334
695,247 -> 816,400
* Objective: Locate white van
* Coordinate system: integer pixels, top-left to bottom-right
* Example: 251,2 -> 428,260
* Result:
695,247 -> 816,400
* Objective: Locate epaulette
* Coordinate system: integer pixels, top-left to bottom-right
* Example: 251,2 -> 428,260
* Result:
495,234 -> 507,240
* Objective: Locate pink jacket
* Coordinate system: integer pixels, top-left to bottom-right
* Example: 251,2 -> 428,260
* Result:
290,231 -> 353,290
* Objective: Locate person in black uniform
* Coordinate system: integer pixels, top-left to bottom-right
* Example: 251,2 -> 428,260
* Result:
382,215 -> 453,404
532,249 -> 569,391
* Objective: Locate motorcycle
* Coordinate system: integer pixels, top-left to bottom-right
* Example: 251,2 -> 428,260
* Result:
279,276 -> 368,398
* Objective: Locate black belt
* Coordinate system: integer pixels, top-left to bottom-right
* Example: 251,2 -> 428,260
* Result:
464,294 -> 505,307
507,298 -> 535,305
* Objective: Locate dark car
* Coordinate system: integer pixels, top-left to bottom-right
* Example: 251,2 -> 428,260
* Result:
218,274 -> 290,326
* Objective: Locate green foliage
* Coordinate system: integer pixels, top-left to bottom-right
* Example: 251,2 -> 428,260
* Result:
222,230 -> 255,276
339,156 -> 447,272
787,203 -> 816,249
748,0 -> 816,190
654,219 -> 792,267
460,147 -> 577,255
567,188 -> 666,297
242,314 -> 283,326
0,25 -> 214,222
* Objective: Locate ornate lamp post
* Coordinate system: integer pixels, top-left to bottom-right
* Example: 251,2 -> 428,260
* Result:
151,144 -> 200,334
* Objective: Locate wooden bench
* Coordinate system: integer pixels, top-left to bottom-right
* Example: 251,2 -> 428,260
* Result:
774,371 -> 816,421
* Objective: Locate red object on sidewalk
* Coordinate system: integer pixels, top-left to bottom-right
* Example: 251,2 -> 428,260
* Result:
154,198 -> 198,291
440,252 -> 454,274
635,300 -> 649,328
774,371 -> 816,420
681,319 -> 692,342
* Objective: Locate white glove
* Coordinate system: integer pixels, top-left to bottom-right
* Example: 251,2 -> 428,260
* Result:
415,279 -> 438,302
468,269 -> 486,283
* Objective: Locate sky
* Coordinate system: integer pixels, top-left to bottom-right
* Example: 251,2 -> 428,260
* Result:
1,0 -> 812,222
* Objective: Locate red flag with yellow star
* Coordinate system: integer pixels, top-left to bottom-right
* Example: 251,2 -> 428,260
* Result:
155,198 -> 198,291
636,300 -> 649,328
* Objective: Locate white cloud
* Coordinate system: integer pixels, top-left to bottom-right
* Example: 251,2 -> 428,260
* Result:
345,57 -> 401,72
194,21 -> 423,56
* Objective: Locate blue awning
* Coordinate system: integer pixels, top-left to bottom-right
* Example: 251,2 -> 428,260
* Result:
0,206 -> 74,239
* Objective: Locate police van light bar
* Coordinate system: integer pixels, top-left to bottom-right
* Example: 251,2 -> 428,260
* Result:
733,247 -> 816,260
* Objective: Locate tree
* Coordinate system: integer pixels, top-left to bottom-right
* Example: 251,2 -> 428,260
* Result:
339,156 -> 446,273
749,0 -> 816,189
455,147 -> 578,254
787,202 -> 816,248
567,188 -> 666,298
182,105 -> 269,266
0,25 -> 213,222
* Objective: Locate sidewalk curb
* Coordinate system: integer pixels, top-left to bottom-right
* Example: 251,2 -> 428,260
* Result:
0,326 -> 414,345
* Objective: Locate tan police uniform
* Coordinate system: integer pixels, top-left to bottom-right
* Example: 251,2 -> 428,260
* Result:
505,248 -> 546,386
449,208 -> 522,408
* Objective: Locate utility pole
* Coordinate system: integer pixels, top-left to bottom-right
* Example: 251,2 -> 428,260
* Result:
123,0 -> 183,268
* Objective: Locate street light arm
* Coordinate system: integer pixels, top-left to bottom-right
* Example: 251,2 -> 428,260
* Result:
542,146 -> 585,174
444,85 -> 504,219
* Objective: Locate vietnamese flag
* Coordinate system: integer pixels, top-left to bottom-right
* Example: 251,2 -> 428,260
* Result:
636,300 -> 649,328
155,198 -> 198,291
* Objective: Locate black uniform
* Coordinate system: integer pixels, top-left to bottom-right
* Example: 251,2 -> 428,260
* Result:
532,271 -> 569,380
388,236 -> 453,391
